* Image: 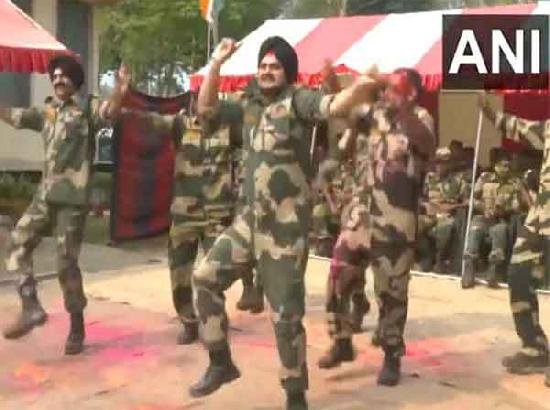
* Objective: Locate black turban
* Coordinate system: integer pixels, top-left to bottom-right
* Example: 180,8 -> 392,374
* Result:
258,36 -> 298,84
47,54 -> 85,90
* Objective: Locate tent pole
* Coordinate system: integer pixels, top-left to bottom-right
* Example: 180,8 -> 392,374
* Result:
310,124 -> 318,160
461,107 -> 484,278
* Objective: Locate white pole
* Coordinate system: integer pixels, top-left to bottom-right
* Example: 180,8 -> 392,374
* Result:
212,12 -> 220,47
310,124 -> 318,160
461,108 -> 484,278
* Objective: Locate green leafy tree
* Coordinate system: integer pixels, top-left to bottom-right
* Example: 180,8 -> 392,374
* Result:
99,0 -> 285,96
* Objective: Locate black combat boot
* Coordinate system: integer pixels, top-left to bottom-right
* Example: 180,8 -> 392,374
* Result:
248,285 -> 265,314
433,253 -> 447,274
318,338 -> 355,369
502,350 -> 549,374
3,283 -> 48,339
189,346 -> 240,397
316,238 -> 334,258
377,350 -> 401,386
286,390 -> 308,410
237,280 -> 264,314
485,262 -> 503,289
65,312 -> 85,355
351,293 -> 370,333
371,328 -> 381,347
176,322 -> 198,345
461,258 -> 476,289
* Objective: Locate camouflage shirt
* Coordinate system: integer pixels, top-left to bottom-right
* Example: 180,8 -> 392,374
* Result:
9,96 -> 105,206
423,170 -> 470,214
206,81 -> 333,237
473,171 -> 527,218
494,112 -> 550,234
356,102 -> 435,245
147,110 -> 241,226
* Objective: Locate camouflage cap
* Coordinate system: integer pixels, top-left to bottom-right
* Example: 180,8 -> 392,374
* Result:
435,147 -> 451,162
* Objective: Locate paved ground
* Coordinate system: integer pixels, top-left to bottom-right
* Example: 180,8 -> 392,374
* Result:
0,253 -> 548,410
0,217 -> 168,285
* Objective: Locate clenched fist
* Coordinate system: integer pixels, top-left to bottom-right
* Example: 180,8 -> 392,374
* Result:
212,38 -> 239,64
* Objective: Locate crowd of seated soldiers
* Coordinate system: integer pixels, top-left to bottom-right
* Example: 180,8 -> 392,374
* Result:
308,133 -> 547,290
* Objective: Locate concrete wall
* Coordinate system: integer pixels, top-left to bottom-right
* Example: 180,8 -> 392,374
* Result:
438,91 -> 503,168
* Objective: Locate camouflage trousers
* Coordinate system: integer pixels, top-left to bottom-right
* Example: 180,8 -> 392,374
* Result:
5,197 -> 87,313
326,203 -> 413,356
168,218 -> 232,324
432,214 -> 456,255
193,209 -> 309,393
311,201 -> 340,257
464,216 -> 509,263
417,214 -> 455,257
508,224 -> 549,356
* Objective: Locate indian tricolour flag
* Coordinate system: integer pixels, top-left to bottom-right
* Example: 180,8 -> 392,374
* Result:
200,0 -> 225,24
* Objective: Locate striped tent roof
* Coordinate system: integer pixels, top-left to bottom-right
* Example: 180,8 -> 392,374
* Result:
190,2 -> 550,92
0,0 -> 70,73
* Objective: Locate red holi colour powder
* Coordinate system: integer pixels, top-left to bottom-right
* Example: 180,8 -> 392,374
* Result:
13,362 -> 51,384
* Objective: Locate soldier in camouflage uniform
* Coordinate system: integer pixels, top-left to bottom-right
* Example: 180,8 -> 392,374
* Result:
137,106 -> 257,344
419,147 -> 470,273
233,147 -> 264,313
318,69 -> 435,387
188,37 -> 375,410
0,56 -> 124,355
318,130 -> 371,334
479,96 -> 550,386
462,153 -> 528,289
311,165 -> 348,258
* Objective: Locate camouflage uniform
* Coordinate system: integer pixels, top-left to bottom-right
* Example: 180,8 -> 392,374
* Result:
419,148 -> 470,271
324,102 -> 435,355
463,162 -> 527,286
311,166 -> 351,257
147,111 -> 241,324
5,96 -> 105,313
193,84 -> 333,393
491,111 -> 550,361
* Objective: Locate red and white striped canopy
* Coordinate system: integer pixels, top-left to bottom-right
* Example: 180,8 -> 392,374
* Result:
191,2 -> 550,92
0,0 -> 70,73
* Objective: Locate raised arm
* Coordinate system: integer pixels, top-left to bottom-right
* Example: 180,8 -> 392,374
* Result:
101,63 -> 130,121
479,93 -> 545,151
328,74 -> 382,118
198,38 -> 239,118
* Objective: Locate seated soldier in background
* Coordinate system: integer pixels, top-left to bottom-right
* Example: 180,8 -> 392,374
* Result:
449,139 -> 464,164
418,147 -> 470,273
462,152 -> 529,289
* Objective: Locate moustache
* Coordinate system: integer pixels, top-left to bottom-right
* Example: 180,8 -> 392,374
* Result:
260,74 -> 275,81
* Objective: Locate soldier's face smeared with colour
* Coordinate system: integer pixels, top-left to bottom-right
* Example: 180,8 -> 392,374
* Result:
257,52 -> 287,92
52,67 -> 76,102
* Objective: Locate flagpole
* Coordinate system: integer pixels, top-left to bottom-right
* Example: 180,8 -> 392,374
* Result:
461,108 -> 484,279
207,22 -> 212,60
212,11 -> 220,47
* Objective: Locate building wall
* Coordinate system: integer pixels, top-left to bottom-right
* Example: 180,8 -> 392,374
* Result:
0,0 -> 99,171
